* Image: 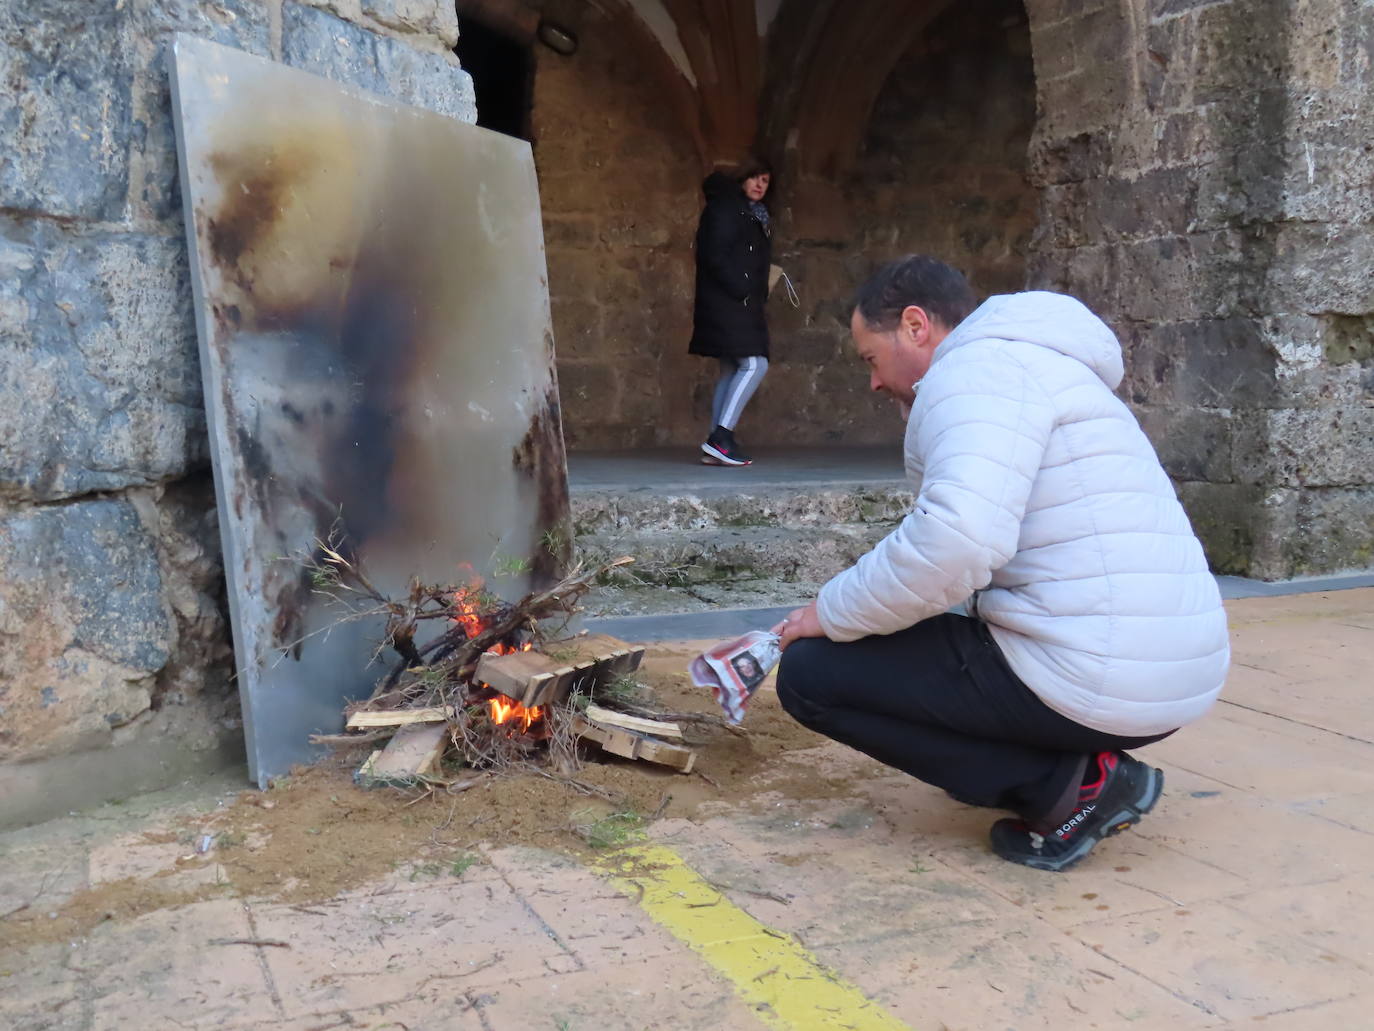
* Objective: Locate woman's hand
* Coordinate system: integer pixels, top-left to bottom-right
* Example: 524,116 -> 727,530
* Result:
772,601 -> 825,650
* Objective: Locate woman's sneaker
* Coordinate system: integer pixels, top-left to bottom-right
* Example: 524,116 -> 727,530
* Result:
989,751 -> 1163,872
701,426 -> 751,466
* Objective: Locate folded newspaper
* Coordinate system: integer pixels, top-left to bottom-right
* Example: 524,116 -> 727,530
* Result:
689,630 -> 782,724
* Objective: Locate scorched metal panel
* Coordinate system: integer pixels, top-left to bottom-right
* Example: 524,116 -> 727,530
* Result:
168,35 -> 569,786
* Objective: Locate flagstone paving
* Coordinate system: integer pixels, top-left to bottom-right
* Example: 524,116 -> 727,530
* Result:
2,589 -> 1371,1030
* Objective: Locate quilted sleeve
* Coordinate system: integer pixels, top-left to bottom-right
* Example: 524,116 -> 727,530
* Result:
816,347 -> 1056,641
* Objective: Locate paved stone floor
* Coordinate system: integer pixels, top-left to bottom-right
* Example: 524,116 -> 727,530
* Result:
3,589 -> 1371,1030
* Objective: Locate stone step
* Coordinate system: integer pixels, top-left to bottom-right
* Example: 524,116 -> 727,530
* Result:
566,450 -> 911,618
582,579 -> 821,619
571,483 -> 914,535
576,522 -> 896,585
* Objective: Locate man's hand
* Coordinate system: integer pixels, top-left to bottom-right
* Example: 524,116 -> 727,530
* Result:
772,600 -> 825,651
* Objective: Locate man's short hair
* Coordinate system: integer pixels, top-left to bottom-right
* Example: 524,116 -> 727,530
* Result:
853,256 -> 977,332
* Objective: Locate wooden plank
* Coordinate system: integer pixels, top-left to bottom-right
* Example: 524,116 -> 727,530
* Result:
475,650 -> 561,699
354,723 -> 449,787
523,665 -> 583,707
633,734 -> 696,774
346,706 -> 454,729
573,716 -> 696,774
477,635 -> 649,708
583,704 -> 684,740
555,635 -> 646,675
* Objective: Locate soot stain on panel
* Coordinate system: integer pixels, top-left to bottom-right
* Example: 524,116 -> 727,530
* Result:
201,136 -> 428,648
514,384 -> 571,585
205,147 -> 308,278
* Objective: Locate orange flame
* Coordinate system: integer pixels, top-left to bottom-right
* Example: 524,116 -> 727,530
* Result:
488,695 -> 544,731
449,587 -> 534,656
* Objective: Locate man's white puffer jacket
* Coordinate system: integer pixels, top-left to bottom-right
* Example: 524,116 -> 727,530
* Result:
817,291 -> 1229,736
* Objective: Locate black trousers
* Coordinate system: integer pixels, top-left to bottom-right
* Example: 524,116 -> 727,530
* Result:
775,614 -> 1172,821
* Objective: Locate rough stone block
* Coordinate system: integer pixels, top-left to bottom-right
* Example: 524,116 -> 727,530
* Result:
1169,318 -> 1278,408
363,0 -> 460,47
1113,231 -> 1254,323
1288,0 -> 1347,90
1190,100 -> 1291,230
0,1 -> 134,221
1155,112 -> 1222,170
1192,0 -> 1292,103
282,2 -> 476,122
1173,481 -> 1267,577
548,298 -> 603,361
1143,14 -> 1199,112
0,219 -> 205,501
1037,66 -> 1124,140
1073,5 -> 1131,69
1266,223 -> 1374,313
127,0 -> 273,222
1279,142 -> 1374,225
1026,130 -> 1112,186
0,498 -> 172,762
137,475 -> 234,710
1233,406 -> 1374,488
1028,22 -> 1077,81
1115,318 -> 1275,412
0,219 -> 206,503
556,361 -> 618,446
1286,486 -> 1374,574
1060,242 -> 1122,318
1034,184 -> 1088,249
1135,404 -> 1236,482
541,216 -> 600,250
780,328 -> 845,366
1045,171 -> 1201,248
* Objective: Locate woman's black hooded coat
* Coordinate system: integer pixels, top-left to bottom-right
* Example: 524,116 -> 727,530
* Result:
688,172 -> 771,359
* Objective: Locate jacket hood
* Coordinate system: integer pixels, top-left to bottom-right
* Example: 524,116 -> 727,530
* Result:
933,291 -> 1124,389
702,171 -> 741,201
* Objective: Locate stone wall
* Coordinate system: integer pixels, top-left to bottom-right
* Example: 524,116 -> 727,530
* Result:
0,0 -> 474,820
1025,0 -> 1374,578
531,3 -> 707,451
760,0 -> 1038,447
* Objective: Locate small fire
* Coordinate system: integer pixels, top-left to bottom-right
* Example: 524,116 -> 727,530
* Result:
451,587 -> 485,640
450,587 -> 541,732
449,586 -> 534,657
488,695 -> 544,731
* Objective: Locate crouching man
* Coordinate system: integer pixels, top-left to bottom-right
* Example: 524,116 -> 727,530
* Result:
774,255 -> 1229,871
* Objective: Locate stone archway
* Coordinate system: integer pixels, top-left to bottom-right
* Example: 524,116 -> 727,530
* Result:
482,0 -> 1159,452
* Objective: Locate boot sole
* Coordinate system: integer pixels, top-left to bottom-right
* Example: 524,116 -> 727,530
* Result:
993,766 -> 1164,873
700,442 -> 750,466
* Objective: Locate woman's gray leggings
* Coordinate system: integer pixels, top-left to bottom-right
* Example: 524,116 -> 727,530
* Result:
711,356 -> 769,431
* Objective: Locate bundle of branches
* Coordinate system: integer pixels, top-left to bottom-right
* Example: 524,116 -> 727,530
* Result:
305,537 -> 635,774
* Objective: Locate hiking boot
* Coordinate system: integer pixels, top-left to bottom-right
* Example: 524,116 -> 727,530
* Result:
988,751 -> 1163,872
701,426 -> 751,466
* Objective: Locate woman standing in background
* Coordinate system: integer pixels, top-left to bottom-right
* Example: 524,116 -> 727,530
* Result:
689,158 -> 772,467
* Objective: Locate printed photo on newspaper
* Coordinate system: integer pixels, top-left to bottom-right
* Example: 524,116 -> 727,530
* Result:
689,630 -> 782,724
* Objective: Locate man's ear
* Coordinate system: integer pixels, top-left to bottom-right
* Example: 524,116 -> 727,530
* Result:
899,304 -> 931,343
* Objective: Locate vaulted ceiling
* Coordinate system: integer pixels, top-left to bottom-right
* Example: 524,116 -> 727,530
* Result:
462,0 -> 963,177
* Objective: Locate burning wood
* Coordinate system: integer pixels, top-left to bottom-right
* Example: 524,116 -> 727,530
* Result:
475,634 -> 646,707
305,545 -> 702,786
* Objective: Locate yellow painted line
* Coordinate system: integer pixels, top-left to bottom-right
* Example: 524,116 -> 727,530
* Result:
598,843 -> 912,1031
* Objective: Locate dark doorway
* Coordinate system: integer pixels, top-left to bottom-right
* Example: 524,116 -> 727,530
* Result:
454,18 -> 532,140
